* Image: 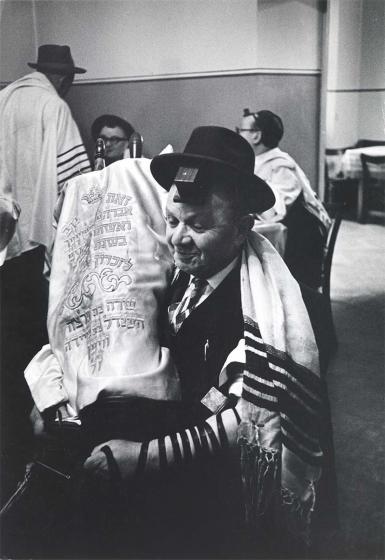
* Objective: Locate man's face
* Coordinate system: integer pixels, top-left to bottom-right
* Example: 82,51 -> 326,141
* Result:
165,184 -> 246,279
58,73 -> 74,98
238,115 -> 260,148
99,126 -> 129,161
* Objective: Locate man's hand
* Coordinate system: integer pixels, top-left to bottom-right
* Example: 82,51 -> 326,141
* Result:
83,439 -> 142,482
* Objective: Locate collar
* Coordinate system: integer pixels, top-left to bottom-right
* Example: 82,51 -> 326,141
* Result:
254,147 -> 283,165
206,256 -> 239,290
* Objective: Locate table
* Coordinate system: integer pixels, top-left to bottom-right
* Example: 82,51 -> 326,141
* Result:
252,221 -> 287,256
341,146 -> 385,179
341,146 -> 385,221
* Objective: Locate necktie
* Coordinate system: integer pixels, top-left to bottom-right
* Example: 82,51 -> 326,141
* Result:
172,277 -> 208,332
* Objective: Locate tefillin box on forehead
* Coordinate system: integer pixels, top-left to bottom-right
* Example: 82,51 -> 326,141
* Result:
173,164 -> 209,204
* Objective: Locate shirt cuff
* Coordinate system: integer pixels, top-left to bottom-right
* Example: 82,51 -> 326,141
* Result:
24,344 -> 69,413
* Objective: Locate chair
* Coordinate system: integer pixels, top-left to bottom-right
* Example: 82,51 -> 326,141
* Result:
320,203 -> 344,349
359,154 -> 385,223
325,147 -> 355,204
321,203 -> 343,303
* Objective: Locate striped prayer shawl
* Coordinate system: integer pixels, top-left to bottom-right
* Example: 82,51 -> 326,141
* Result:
58,143 -> 90,191
221,231 -> 323,547
0,72 -> 91,259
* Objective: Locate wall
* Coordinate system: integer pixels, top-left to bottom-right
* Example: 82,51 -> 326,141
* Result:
357,0 -> 385,140
326,0 -> 385,148
0,0 -> 37,82
0,0 -> 324,189
67,72 -> 320,187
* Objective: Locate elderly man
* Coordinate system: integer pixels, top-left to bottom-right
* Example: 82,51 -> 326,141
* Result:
84,127 -> 326,557
0,44 -> 90,496
238,108 -> 331,289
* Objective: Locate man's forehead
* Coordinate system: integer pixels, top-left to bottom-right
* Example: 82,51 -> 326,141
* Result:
166,186 -> 211,213
241,114 -> 256,127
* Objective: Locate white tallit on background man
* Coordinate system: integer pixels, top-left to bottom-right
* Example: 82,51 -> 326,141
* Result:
0,44 -> 90,498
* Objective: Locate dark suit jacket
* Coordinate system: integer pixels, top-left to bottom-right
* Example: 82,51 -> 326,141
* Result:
166,265 -> 243,409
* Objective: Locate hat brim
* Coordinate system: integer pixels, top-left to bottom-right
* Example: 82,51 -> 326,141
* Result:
28,62 -> 86,74
151,153 -> 275,214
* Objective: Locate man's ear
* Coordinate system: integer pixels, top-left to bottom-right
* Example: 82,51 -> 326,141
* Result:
252,130 -> 262,146
236,214 -> 254,245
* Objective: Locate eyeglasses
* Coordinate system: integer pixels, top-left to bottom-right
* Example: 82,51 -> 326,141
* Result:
235,127 -> 258,134
99,135 -> 128,145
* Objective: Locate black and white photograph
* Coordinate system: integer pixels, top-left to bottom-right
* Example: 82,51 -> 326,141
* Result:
0,0 -> 384,558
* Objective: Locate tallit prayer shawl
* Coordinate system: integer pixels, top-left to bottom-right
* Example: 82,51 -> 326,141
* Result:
220,231 -> 323,546
27,159 -> 180,415
0,72 -> 91,259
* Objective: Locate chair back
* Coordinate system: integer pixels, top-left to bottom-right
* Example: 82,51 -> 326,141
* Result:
324,147 -> 353,203
361,154 -> 385,178
321,203 -> 343,301
360,154 -> 385,221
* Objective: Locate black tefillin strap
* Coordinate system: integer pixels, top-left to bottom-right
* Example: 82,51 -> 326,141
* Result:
133,407 -> 241,475
134,441 -> 149,478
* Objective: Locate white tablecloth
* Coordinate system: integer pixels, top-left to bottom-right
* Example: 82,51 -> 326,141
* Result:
252,221 -> 287,256
341,146 -> 385,179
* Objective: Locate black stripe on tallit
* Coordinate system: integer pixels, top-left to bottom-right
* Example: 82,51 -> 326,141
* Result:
58,153 -> 89,176
57,143 -> 84,159
281,415 -> 320,452
57,146 -> 88,167
244,318 -> 321,391
245,325 -> 322,402
270,367 -> 321,413
58,162 -> 90,185
243,354 -> 321,428
282,431 -> 322,467
245,325 -> 320,398
267,348 -> 322,399
243,323 -> 322,461
243,371 -> 321,459
243,369 -> 277,400
241,385 -> 280,413
278,395 -> 320,439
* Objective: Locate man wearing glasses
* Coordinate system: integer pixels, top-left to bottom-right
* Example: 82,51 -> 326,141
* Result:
237,108 -> 331,289
91,114 -> 135,166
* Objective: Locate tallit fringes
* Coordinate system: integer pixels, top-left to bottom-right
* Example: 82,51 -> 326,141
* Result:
280,484 -> 316,549
238,421 -> 316,553
238,421 -> 280,527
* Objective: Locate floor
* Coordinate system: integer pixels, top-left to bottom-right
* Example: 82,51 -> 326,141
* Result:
326,217 -> 385,559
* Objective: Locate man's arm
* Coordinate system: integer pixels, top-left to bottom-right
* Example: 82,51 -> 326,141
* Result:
83,405 -> 241,481
259,166 -> 301,222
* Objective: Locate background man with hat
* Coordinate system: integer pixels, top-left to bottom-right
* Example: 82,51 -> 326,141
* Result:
83,126 -> 327,557
239,108 -> 331,289
0,44 -> 91,497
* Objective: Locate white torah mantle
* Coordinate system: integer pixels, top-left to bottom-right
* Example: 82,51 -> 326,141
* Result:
48,158 -> 180,412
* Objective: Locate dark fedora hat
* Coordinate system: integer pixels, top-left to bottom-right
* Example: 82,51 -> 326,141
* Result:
28,44 -> 86,75
151,126 -> 275,213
